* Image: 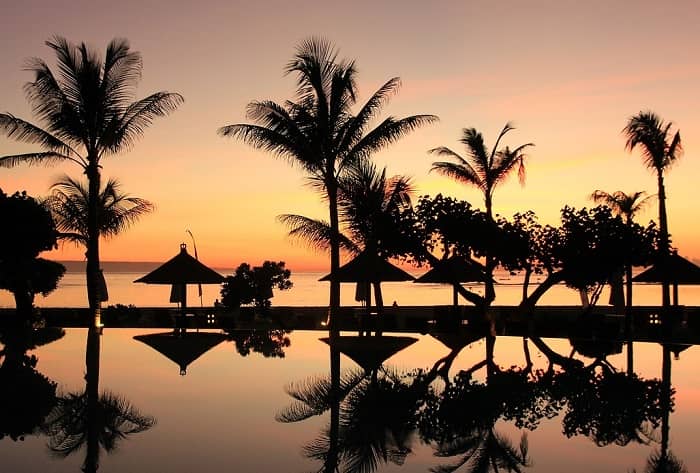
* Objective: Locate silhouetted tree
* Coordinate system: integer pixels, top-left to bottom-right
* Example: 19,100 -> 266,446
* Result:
623,112 -> 682,310
220,37 -> 436,327
220,261 -> 292,308
0,36 -> 183,321
0,190 -> 65,319
430,123 -> 534,304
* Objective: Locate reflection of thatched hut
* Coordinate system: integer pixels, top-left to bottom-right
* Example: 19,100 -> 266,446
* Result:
133,331 -> 226,375
319,335 -> 417,373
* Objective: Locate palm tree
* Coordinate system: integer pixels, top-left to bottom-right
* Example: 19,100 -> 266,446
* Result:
219,37 -> 436,326
623,111 -> 682,310
0,36 -> 183,321
590,190 -> 654,342
280,160 -> 413,312
45,175 -> 154,247
590,190 -> 654,225
430,123 -> 533,304
429,123 -> 533,221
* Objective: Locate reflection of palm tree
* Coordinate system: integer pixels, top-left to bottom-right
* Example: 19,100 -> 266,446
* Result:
623,112 -> 682,310
43,327 -> 155,472
220,38 -> 436,326
281,160 -> 413,312
430,124 -> 533,303
432,430 -> 531,473
0,37 -> 182,318
44,391 -> 155,468
280,368 -> 419,473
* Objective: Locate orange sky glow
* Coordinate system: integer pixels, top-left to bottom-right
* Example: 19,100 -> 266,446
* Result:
2,0 -> 700,271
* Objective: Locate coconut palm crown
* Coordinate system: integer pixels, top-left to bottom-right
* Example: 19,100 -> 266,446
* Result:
219,37 -> 436,323
45,175 -> 154,246
430,123 -> 533,220
0,36 -> 183,317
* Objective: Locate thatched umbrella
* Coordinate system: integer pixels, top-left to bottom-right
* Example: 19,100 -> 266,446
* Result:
414,255 -> 490,306
133,331 -> 226,375
319,250 -> 414,312
633,252 -> 700,305
134,243 -> 224,310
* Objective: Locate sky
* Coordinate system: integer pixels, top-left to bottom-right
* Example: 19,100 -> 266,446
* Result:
2,0 -> 700,271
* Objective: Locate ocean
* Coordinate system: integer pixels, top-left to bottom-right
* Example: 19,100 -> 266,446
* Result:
1,261 -> 696,309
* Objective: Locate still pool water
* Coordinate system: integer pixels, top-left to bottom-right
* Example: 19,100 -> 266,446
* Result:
0,326 -> 696,472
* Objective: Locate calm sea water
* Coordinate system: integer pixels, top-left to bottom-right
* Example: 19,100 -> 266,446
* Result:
0,328 -> 696,473
1,264 -> 698,309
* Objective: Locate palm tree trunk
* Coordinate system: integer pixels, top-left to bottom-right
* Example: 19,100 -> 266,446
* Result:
657,172 -> 671,311
326,328 -> 341,473
86,161 -> 102,327
328,181 -> 341,329
484,194 -> 496,305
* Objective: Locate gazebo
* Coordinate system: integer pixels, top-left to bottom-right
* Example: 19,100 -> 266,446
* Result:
633,252 -> 700,305
134,243 -> 225,311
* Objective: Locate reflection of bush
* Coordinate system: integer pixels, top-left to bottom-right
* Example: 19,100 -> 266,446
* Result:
227,329 -> 291,358
558,369 -> 666,446
0,361 -> 57,441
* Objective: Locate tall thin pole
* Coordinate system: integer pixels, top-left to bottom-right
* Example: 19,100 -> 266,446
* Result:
186,229 -> 203,307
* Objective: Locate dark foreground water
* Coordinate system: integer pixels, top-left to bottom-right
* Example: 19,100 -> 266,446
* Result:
1,325 -> 697,472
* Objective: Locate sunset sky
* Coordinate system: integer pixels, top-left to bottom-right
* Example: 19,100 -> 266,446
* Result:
2,0 -> 699,271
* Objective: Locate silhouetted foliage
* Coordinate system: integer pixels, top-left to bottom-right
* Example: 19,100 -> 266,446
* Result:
0,36 -> 183,312
220,261 -> 292,308
45,176 -> 154,246
0,189 -> 65,318
226,329 -> 292,358
556,368 -> 665,446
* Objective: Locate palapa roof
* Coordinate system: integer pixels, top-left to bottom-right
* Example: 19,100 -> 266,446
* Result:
134,243 -> 224,285
415,255 -> 491,284
318,250 -> 414,283
633,252 -> 700,285
319,335 -> 418,372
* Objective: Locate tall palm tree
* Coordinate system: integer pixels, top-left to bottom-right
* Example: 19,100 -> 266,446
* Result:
219,37 -> 436,325
280,161 -> 413,311
623,111 -> 682,310
0,36 -> 183,321
430,123 -> 533,304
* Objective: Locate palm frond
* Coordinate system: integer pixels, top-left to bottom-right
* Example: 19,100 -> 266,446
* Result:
349,114 -> 438,162
0,114 -> 81,163
278,214 -> 356,253
104,92 -> 183,153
